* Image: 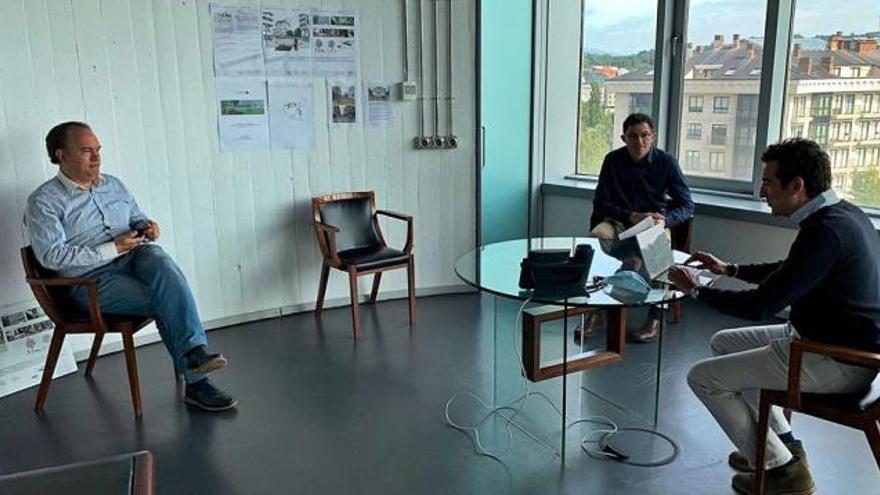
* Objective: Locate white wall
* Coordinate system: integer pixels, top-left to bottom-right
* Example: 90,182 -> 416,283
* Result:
0,0 -> 475,356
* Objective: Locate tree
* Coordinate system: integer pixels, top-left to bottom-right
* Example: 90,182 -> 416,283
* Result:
850,169 -> 880,208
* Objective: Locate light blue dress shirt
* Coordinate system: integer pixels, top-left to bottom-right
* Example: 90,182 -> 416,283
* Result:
24,171 -> 148,277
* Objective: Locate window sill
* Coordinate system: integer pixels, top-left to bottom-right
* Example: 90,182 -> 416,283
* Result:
543,176 -> 880,230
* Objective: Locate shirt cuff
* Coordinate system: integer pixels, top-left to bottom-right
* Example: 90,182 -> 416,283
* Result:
97,241 -> 120,261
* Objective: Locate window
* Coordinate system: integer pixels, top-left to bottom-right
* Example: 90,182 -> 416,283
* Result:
832,94 -> 855,115
575,0 -> 658,176
781,0 -> 880,209
713,96 -> 730,113
809,121 -> 829,146
793,96 -> 808,117
709,152 -> 725,172
685,150 -> 700,170
711,124 -> 727,145
831,122 -> 852,141
791,124 -> 804,137
864,94 -> 880,114
688,95 -> 703,112
830,149 -> 849,169
687,123 -> 701,139
811,94 -> 832,117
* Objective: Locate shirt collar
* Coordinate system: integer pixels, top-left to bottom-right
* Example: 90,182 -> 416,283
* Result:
789,189 -> 840,224
56,170 -> 103,193
626,146 -> 655,166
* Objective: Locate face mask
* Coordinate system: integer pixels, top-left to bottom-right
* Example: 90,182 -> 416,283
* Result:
604,270 -> 651,304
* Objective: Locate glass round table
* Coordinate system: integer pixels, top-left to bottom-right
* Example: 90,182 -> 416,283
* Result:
448,237 -> 688,462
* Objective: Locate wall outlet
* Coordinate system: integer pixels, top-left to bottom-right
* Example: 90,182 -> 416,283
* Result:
446,135 -> 459,148
399,81 -> 418,101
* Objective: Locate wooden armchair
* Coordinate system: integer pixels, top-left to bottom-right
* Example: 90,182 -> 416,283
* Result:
21,246 -> 154,416
311,191 -> 415,338
755,339 -> 880,494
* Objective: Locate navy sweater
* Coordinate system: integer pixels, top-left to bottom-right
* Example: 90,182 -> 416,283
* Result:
593,146 -> 695,228
698,200 -> 880,352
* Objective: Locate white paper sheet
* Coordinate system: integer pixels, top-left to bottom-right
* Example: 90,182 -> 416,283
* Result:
311,10 -> 359,77
216,78 -> 271,151
327,79 -> 359,127
268,80 -> 315,149
365,82 -> 395,127
211,4 -> 265,76
262,7 -> 312,76
0,303 -> 76,399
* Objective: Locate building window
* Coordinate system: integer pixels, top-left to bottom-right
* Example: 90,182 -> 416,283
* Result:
856,147 -> 880,167
688,96 -> 703,112
831,122 -> 852,141
685,150 -> 700,170
709,152 -> 725,171
791,124 -> 804,137
713,96 -> 730,113
864,94 -> 880,114
830,149 -> 849,169
809,122 -> 829,146
833,175 -> 845,190
687,123 -> 701,139
811,94 -> 832,117
832,94 -> 855,115
711,124 -> 727,145
794,96 -> 808,117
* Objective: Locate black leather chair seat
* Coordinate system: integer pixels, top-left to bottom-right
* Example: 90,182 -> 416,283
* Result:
338,246 -> 409,270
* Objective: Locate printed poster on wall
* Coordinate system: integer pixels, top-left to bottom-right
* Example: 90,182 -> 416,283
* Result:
0,302 -> 76,399
262,8 -> 312,76
216,78 -> 271,151
365,81 -> 395,127
211,4 -> 265,76
327,79 -> 359,128
268,80 -> 315,149
311,10 -> 359,77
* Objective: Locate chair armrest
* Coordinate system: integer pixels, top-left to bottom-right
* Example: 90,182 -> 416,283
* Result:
313,221 -> 344,266
25,276 -> 106,331
376,210 -> 414,254
787,339 -> 880,409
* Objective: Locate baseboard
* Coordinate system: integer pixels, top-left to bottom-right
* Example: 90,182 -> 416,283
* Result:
74,284 -> 475,361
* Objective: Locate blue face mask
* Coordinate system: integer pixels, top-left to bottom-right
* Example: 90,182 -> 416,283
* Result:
604,270 -> 651,304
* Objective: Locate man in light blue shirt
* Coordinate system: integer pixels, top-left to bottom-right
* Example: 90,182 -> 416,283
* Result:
24,121 -> 236,411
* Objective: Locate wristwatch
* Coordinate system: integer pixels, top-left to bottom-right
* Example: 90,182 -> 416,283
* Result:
725,263 -> 739,277
688,286 -> 700,299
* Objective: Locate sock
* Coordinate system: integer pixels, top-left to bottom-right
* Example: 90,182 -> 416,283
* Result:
768,455 -> 799,471
778,431 -> 796,444
184,345 -> 206,358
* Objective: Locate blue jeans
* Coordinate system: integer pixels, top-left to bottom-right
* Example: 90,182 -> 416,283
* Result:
70,244 -> 208,383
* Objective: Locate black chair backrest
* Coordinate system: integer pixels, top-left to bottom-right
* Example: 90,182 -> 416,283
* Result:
318,198 -> 381,252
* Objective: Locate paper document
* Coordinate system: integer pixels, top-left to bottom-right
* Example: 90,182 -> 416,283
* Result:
216,78 -> 271,151
268,80 -> 315,149
211,5 -> 265,76
618,216 -> 655,240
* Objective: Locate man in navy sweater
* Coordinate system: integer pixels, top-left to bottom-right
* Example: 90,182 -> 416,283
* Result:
585,113 -> 694,342
669,138 -> 880,494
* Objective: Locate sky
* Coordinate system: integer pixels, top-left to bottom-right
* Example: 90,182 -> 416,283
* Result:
583,0 -> 880,54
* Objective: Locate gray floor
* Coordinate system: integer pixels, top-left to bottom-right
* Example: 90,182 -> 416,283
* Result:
0,294 -> 877,494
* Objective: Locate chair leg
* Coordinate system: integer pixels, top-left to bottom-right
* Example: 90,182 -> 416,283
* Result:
348,267 -> 361,338
369,272 -> 382,304
315,261 -> 330,316
85,331 -> 105,376
121,330 -> 143,417
671,301 -> 683,323
754,392 -> 773,495
407,255 -> 416,326
34,330 -> 66,413
863,420 -> 880,471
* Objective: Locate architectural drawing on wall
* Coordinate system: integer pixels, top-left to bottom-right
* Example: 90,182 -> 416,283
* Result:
0,302 -> 76,399
216,78 -> 271,151
311,10 -> 359,77
211,4 -> 265,76
366,82 -> 396,127
268,80 -> 316,149
262,8 -> 312,76
328,80 -> 359,127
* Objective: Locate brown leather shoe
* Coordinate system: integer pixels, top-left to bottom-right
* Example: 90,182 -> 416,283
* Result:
574,312 -> 603,342
630,318 -> 660,343
731,454 -> 815,494
729,440 -> 808,472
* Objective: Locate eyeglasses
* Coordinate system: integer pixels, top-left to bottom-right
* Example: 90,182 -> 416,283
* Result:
624,132 -> 654,141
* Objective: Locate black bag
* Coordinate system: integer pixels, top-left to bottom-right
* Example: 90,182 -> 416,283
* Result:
518,244 -> 594,291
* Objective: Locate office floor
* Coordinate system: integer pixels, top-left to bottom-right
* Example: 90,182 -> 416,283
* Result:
0,294 -> 876,494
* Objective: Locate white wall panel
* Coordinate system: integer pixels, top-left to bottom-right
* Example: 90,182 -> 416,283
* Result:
0,0 -> 475,357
